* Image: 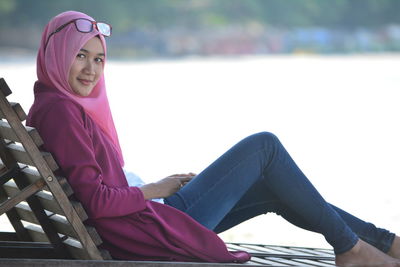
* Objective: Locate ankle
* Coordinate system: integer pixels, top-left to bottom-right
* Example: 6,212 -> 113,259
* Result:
336,239 -> 400,266
388,235 -> 400,259
336,239 -> 362,264
340,239 -> 362,256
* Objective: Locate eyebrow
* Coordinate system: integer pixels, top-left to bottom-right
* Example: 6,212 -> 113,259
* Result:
80,48 -> 105,57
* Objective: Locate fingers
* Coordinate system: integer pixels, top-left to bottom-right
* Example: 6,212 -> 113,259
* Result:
164,173 -> 197,190
170,173 -> 195,177
168,173 -> 196,180
172,176 -> 191,185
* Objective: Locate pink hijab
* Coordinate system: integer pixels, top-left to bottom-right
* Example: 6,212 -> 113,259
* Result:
36,11 -> 124,166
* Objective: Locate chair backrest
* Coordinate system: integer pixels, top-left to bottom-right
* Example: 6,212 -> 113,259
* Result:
0,78 -> 111,260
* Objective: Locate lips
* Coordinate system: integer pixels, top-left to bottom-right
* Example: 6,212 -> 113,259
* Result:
77,78 -> 93,86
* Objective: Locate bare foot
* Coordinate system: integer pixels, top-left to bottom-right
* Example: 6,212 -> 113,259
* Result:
336,239 -> 400,267
388,235 -> 400,259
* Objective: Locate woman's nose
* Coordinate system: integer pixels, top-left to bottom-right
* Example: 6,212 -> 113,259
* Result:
83,60 -> 96,74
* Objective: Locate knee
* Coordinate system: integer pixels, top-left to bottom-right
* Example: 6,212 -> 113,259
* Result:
248,131 -> 280,147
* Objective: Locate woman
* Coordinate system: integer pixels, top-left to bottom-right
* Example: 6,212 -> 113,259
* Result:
27,11 -> 400,266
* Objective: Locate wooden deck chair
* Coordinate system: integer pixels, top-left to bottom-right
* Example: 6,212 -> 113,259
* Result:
0,78 -> 111,260
0,77 -> 336,266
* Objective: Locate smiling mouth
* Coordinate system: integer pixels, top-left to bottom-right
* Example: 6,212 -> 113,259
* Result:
77,78 -> 93,86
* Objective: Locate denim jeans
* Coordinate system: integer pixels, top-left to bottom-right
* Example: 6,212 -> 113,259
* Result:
164,132 -> 395,254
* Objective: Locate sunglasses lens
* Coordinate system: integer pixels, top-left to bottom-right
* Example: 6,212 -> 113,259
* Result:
75,19 -> 92,32
97,23 -> 111,36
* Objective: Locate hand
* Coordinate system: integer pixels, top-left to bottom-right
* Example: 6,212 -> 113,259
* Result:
140,173 -> 196,200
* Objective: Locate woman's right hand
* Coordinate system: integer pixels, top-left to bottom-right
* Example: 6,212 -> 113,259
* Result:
139,173 -> 195,200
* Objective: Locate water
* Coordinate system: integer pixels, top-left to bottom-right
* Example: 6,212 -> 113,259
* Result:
1,54 -> 399,249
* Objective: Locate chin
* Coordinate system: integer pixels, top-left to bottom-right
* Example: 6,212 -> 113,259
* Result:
73,87 -> 94,97
81,91 -> 93,97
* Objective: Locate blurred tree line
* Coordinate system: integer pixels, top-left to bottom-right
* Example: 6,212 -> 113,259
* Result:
1,0 -> 400,57
1,0 -> 399,30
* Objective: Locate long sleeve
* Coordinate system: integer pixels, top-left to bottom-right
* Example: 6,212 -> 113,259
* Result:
33,98 -> 146,219
26,84 -> 250,263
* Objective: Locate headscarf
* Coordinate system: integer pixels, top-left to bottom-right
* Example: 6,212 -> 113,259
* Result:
36,10 -> 124,166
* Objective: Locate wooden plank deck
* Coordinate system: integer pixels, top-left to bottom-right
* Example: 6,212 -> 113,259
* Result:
229,243 -> 335,266
0,243 -> 337,266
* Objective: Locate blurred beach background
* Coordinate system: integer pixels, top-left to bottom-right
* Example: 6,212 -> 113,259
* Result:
1,0 -> 400,250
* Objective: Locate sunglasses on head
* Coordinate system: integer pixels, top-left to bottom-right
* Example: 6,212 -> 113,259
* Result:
44,18 -> 112,51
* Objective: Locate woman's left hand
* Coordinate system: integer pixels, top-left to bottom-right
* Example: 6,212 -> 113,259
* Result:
178,172 -> 196,187
139,172 -> 196,199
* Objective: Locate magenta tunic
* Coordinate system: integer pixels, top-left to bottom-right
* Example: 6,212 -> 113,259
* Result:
27,82 -> 250,262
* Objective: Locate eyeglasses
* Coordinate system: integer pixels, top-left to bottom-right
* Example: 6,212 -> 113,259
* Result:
44,18 -> 112,50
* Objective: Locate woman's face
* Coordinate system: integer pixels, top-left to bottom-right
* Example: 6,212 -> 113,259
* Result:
68,37 -> 105,97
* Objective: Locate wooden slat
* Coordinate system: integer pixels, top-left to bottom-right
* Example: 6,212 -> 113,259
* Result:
100,248 -> 112,260
0,78 -> 12,97
0,121 -> 44,147
25,224 -> 49,242
15,202 -> 77,239
56,177 -> 74,197
0,232 -> 18,241
62,238 -> 112,260
0,138 -> 17,169
25,225 -> 91,260
64,238 -> 91,260
0,179 -> 45,215
0,164 -> 19,186
2,208 -> 32,241
35,190 -> 88,220
19,166 -> 74,197
0,241 -> 60,259
3,181 -> 87,221
0,103 -> 27,121
4,193 -> 99,246
35,190 -> 81,219
13,202 -> 40,225
15,203 -> 95,245
27,225 -> 103,261
7,143 -> 59,171
12,174 -> 71,259
0,185 -> 32,241
0,162 -> 74,196
2,182 -> 95,249
84,226 -> 103,247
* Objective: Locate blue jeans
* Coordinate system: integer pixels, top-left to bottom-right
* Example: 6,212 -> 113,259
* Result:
164,132 -> 395,254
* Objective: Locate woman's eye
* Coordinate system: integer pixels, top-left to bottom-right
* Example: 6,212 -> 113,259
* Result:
76,53 -> 85,59
95,57 -> 104,63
